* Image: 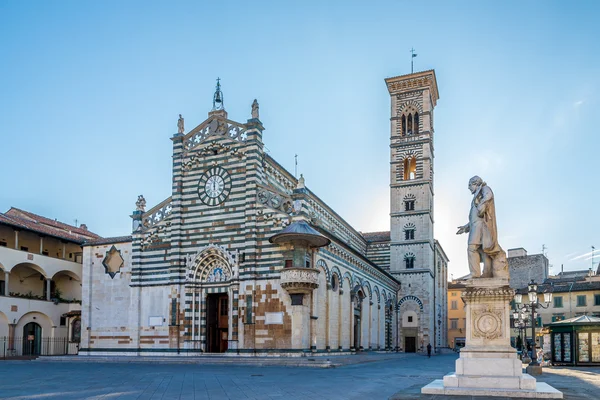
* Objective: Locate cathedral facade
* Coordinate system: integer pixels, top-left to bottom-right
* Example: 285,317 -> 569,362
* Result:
80,71 -> 448,355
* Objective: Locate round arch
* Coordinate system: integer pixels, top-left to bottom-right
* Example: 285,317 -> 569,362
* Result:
187,244 -> 235,284
0,310 -> 9,337
316,259 -> 331,284
51,269 -> 80,281
16,311 -> 53,337
9,262 -> 48,277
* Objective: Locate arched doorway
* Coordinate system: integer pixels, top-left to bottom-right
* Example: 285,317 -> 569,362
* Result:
352,288 -> 364,350
23,322 -> 42,355
186,244 -> 236,353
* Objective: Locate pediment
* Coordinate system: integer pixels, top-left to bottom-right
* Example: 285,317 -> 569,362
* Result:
183,116 -> 247,152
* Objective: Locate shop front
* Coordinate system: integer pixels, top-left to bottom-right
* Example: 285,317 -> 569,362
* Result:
548,315 -> 600,366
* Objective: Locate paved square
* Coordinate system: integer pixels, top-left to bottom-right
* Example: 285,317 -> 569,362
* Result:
0,354 -> 598,399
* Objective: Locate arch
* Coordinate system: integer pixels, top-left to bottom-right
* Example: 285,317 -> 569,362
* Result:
9,262 -> 48,277
398,295 -> 424,311
362,281 -> 372,301
397,100 -> 423,115
342,271 -> 353,288
316,259 -> 331,284
403,222 -> 416,231
0,310 -> 8,337
330,266 -> 342,288
51,269 -> 80,281
351,274 -> 363,290
188,244 -> 235,284
373,286 -> 380,304
52,270 -> 81,302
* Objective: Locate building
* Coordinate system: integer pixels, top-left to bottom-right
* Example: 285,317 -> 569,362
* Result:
447,280 -> 466,350
512,268 -> 600,356
507,248 -> 549,289
0,208 -> 99,356
81,71 -> 448,356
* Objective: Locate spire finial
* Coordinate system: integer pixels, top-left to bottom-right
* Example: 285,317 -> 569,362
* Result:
213,77 -> 224,110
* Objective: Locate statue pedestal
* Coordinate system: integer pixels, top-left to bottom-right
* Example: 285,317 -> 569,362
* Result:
422,278 -> 562,398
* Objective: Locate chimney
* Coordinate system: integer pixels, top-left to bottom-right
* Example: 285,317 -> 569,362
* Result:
80,224 -> 88,231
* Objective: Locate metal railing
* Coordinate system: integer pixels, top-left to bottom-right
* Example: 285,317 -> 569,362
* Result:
1,336 -> 79,359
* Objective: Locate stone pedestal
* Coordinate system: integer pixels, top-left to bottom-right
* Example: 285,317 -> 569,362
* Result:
422,278 -> 562,398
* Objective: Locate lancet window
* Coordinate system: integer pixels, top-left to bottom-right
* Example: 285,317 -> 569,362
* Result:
404,253 -> 416,269
403,157 -> 417,180
401,111 -> 419,136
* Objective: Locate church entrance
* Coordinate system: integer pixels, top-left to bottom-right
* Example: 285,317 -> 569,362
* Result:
404,336 -> 416,353
206,293 -> 228,353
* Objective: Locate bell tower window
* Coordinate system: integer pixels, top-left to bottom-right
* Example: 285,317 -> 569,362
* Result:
403,157 -> 417,180
404,253 -> 415,269
400,109 -> 420,137
414,112 -> 419,134
404,200 -> 415,211
401,115 -> 406,136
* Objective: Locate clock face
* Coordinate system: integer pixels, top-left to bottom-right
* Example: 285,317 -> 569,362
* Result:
198,166 -> 232,206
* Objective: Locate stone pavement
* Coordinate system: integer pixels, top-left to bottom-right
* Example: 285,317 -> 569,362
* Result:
0,353 -> 598,399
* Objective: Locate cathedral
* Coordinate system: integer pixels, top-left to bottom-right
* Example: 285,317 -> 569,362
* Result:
81,70 -> 448,355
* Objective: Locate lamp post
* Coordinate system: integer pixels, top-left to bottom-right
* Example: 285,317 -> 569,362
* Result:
511,309 -> 529,359
514,280 -> 552,374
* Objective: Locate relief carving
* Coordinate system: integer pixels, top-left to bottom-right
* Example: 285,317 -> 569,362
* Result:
472,306 -> 503,340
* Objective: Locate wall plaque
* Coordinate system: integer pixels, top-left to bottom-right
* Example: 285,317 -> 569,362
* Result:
265,312 -> 283,325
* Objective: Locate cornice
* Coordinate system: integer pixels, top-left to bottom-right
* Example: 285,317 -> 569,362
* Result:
385,70 -> 439,106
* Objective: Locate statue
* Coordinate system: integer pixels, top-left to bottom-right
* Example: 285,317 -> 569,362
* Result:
251,99 -> 259,119
456,176 -> 508,279
177,114 -> 184,134
136,195 -> 146,212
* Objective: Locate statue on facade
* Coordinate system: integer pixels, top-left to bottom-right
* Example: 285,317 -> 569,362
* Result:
456,176 -> 508,279
136,195 -> 146,212
251,99 -> 259,119
177,114 -> 185,134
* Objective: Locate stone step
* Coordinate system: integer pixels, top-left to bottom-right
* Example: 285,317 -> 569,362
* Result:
34,355 -> 338,368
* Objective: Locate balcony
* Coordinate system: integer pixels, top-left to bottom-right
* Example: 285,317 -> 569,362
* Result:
280,267 -> 320,294
0,245 -> 82,279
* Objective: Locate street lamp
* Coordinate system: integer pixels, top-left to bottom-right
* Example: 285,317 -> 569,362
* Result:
514,280 -> 552,370
511,309 -> 529,358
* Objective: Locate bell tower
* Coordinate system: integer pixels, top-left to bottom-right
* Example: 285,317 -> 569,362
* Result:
386,70 -> 440,350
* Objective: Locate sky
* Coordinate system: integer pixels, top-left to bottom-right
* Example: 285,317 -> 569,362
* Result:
1,1 -> 599,279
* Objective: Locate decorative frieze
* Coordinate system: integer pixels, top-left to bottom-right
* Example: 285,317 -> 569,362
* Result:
462,286 -> 515,303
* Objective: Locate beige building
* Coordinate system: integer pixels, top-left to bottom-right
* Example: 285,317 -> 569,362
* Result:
0,208 -> 99,356
512,268 -> 600,352
447,280 -> 466,349
81,70 -> 448,356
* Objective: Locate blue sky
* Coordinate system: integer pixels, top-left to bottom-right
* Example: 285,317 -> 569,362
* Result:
1,1 -> 598,278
